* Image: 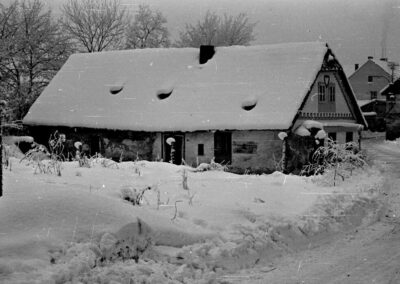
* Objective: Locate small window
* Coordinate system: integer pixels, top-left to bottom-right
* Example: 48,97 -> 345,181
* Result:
198,144 -> 204,156
368,76 -> 373,83
318,83 -> 326,102
346,132 -> 353,143
370,91 -> 377,100
328,84 -> 335,102
328,132 -> 336,142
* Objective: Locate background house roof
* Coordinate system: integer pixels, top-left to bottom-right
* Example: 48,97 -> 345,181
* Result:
349,58 -> 400,81
24,42 -> 340,132
381,78 -> 400,96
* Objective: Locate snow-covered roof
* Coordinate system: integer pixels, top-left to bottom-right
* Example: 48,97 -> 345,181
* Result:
24,42 -> 339,132
349,58 -> 400,81
357,99 -> 386,108
381,78 -> 400,96
357,100 -> 374,107
363,112 -> 377,116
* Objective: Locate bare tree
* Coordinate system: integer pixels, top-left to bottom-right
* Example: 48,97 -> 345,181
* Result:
125,4 -> 170,49
61,0 -> 128,52
218,13 -> 256,46
176,10 -> 256,47
0,0 -> 72,121
0,1 -> 19,82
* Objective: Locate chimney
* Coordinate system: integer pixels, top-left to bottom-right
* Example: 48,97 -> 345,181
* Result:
355,63 -> 359,71
199,45 -> 215,64
368,56 -> 373,60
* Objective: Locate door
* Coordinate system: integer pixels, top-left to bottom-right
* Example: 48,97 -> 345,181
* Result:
214,131 -> 232,164
89,135 -> 102,156
163,134 -> 184,165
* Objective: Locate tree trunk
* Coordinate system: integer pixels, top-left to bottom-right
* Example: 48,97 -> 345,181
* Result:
0,115 -> 2,197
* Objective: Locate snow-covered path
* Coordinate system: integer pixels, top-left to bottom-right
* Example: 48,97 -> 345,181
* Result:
233,136 -> 400,284
364,137 -> 400,169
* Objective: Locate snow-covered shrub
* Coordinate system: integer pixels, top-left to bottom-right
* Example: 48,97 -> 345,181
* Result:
99,219 -> 153,263
121,185 -> 152,205
301,138 -> 366,186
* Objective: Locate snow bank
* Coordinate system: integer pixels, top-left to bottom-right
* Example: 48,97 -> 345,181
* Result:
0,159 -> 384,283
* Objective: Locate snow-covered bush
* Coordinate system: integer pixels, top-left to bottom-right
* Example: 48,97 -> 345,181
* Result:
99,219 -> 153,264
194,158 -> 228,172
301,138 -> 366,186
121,185 -> 152,205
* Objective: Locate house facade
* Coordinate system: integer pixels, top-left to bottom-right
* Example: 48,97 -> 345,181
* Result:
348,56 -> 400,132
381,78 -> 400,140
23,42 -> 366,174
348,57 -> 394,101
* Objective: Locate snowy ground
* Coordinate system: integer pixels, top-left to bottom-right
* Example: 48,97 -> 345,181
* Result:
0,155 -> 385,283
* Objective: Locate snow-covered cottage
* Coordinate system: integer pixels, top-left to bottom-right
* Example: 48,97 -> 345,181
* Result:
23,42 -> 367,173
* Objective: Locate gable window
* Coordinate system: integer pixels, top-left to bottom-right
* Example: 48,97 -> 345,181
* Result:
346,132 -> 353,143
368,76 -> 373,83
198,144 -> 204,156
328,84 -> 336,102
318,83 -> 326,102
370,91 -> 377,100
318,82 -> 336,112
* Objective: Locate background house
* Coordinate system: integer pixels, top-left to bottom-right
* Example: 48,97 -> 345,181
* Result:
23,42 -> 366,173
348,56 -> 400,132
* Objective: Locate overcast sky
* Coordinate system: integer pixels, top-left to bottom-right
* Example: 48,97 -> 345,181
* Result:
35,0 -> 400,75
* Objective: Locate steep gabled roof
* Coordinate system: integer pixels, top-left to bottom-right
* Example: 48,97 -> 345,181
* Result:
24,42 -> 358,132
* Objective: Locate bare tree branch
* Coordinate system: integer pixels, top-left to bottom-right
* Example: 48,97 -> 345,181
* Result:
61,0 -> 128,52
125,4 -> 170,49
176,10 -> 256,47
0,0 -> 72,121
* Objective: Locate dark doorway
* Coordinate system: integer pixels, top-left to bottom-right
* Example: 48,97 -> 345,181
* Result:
214,131 -> 232,164
163,134 -> 184,165
90,135 -> 101,156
